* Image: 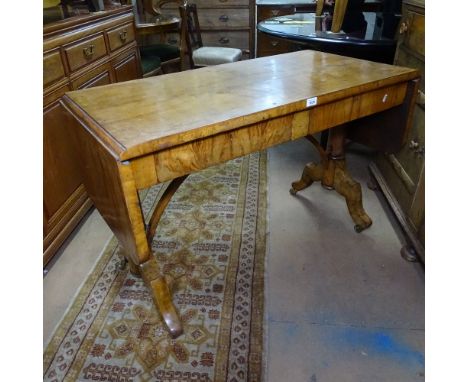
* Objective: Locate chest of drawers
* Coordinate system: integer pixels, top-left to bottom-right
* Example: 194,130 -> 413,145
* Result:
43,6 -> 142,265
163,0 -> 254,59
369,0 -> 425,262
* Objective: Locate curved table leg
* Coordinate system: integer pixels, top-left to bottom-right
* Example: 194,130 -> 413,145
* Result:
290,127 -> 372,232
140,258 -> 183,338
290,162 -> 324,195
333,159 -> 373,232
143,175 -> 188,338
122,175 -> 186,338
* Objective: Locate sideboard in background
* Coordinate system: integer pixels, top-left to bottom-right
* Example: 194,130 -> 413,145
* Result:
43,5 -> 142,265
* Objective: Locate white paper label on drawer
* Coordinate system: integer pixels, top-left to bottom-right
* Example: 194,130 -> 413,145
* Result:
306,97 -> 317,107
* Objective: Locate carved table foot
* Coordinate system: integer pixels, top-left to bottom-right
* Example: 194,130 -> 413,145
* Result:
290,162 -> 324,195
333,160 -> 372,232
290,131 -> 372,232
140,257 -> 183,338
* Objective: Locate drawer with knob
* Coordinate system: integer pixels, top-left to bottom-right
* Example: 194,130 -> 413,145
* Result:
107,22 -> 135,52
398,10 -> 424,57
257,33 -> 292,57
197,8 -> 249,29
64,33 -> 107,72
258,5 -> 295,21
163,0 -> 253,58
202,31 -> 249,50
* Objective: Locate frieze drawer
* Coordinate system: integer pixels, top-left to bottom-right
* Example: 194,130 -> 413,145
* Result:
64,33 -> 107,72
197,8 -> 249,29
202,31 -> 249,50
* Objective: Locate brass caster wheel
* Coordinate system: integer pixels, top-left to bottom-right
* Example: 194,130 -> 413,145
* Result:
289,188 -> 297,195
401,245 -> 419,262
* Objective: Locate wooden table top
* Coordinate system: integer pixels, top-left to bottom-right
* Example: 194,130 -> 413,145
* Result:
64,50 -> 419,161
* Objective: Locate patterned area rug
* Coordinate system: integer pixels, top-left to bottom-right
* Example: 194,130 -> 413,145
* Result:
44,152 -> 267,382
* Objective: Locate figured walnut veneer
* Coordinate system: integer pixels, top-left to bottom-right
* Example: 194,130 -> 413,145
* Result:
64,51 -> 416,160
62,50 -> 419,337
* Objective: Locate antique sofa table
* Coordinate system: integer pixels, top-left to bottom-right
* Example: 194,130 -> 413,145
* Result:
62,50 -> 419,338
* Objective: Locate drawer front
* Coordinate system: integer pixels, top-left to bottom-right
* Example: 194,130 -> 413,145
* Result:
44,49 -> 65,88
72,62 -> 113,89
198,8 -> 249,29
202,31 -> 249,50
258,6 -> 295,22
65,33 -> 107,72
165,32 -> 180,47
44,83 -> 71,108
107,22 -> 135,52
399,9 -> 424,57
257,33 -> 292,57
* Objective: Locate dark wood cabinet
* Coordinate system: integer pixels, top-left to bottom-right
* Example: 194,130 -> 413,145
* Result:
43,6 -> 142,265
256,3 -> 297,57
369,0 -> 425,262
162,0 -> 255,60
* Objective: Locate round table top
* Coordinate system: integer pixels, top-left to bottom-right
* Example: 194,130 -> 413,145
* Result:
257,12 -> 396,48
135,13 -> 180,35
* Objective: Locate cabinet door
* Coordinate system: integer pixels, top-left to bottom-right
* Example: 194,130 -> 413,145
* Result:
113,50 -> 141,83
43,88 -> 83,232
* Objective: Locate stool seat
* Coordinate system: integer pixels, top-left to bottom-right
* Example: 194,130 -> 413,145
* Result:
179,3 -> 243,69
192,46 -> 242,67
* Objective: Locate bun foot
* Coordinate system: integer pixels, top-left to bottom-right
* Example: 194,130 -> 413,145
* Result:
401,245 -> 419,262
